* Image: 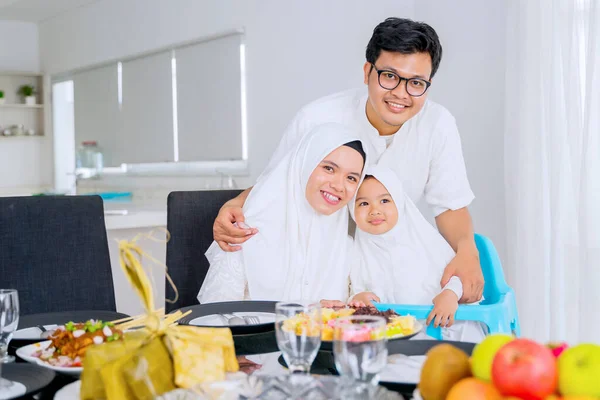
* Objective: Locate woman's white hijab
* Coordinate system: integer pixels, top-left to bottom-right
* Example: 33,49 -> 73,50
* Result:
350,164 -> 456,304
208,123 -> 366,302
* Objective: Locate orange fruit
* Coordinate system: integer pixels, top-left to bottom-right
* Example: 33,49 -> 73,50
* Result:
446,377 -> 502,400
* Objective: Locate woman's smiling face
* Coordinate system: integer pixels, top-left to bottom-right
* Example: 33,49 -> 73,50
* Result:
354,177 -> 398,234
305,145 -> 364,215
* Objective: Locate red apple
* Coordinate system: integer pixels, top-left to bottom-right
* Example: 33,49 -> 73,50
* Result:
492,338 -> 558,400
547,342 -> 569,358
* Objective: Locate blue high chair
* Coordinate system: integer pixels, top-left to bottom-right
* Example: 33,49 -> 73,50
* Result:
374,234 -> 521,340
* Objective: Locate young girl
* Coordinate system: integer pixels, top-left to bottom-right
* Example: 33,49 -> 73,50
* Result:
198,123 -> 367,304
350,164 -> 486,342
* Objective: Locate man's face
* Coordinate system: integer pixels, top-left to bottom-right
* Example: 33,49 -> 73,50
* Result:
363,50 -> 433,133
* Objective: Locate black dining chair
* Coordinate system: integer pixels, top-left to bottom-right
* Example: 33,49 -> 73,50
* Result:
0,195 -> 116,315
165,190 -> 242,313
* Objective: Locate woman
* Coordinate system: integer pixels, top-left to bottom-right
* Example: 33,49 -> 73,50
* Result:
198,123 -> 367,304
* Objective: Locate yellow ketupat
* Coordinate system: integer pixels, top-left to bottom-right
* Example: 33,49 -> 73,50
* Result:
80,231 -> 239,400
165,325 -> 238,388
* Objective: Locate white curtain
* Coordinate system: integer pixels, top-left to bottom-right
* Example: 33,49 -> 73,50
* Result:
505,0 -> 599,343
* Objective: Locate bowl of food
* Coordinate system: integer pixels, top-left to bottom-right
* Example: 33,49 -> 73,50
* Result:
16,320 -> 123,375
282,306 -> 421,352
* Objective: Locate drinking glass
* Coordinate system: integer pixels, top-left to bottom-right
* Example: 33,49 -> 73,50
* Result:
275,301 -> 321,374
0,289 -> 19,389
333,315 -> 388,398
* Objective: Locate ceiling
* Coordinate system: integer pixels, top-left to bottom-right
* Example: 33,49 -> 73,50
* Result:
0,0 -> 98,22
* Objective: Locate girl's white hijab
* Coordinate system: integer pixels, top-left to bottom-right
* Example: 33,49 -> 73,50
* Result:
235,123 -> 366,302
350,164 -> 455,304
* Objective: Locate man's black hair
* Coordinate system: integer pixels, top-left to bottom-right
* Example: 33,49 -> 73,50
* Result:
366,17 -> 443,79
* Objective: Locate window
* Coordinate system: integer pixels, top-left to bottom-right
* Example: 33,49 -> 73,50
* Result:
54,31 -> 247,175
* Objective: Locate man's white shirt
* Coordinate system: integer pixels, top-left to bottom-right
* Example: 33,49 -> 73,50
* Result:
259,88 -> 474,216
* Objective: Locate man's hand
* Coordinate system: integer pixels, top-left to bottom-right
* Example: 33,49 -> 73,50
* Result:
350,292 -> 381,307
213,205 -> 257,252
435,207 -> 483,303
440,245 -> 483,303
426,289 -> 459,328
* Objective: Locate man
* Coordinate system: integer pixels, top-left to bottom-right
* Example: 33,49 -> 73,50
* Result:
212,17 -> 484,303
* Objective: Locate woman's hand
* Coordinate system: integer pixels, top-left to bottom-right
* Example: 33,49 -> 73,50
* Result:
426,290 -> 459,328
319,299 -> 346,309
350,292 -> 380,307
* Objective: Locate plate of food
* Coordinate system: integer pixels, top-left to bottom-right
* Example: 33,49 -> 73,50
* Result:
9,310 -> 129,354
282,305 -> 422,351
16,319 -> 124,375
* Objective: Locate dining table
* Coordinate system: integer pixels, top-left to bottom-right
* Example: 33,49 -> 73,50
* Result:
5,304 -> 477,400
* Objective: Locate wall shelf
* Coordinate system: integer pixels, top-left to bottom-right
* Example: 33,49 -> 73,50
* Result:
0,72 -> 45,139
0,134 -> 44,138
0,104 -> 44,109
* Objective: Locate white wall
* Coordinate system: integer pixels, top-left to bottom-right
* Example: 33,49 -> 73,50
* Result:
414,0 -> 508,266
38,0 -> 415,196
0,21 -> 52,192
0,21 -> 39,72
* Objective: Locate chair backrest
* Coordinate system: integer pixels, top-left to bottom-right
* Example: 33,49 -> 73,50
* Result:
475,233 -> 510,304
165,190 -> 242,312
0,195 -> 115,315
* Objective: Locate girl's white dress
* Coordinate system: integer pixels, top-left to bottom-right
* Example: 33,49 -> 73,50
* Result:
350,164 -> 486,342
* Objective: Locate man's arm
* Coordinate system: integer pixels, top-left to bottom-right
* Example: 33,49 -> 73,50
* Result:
435,207 -> 483,303
213,187 -> 257,252
213,108 -> 312,251
223,187 -> 252,209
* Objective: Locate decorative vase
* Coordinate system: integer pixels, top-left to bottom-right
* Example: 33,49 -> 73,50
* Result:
25,96 -> 36,105
0,98 -> 5,105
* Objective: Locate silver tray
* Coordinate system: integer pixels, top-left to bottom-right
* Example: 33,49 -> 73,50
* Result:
157,374 -> 404,400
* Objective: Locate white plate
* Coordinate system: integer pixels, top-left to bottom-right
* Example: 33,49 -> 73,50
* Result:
378,354 -> 426,384
53,380 -> 81,400
12,325 -> 58,340
16,341 -> 82,376
188,312 -> 275,327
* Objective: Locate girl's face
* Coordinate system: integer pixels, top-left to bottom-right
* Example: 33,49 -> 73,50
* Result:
354,177 -> 398,234
305,146 -> 364,215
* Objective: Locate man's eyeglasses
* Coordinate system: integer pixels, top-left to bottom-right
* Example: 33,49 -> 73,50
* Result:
371,64 -> 431,97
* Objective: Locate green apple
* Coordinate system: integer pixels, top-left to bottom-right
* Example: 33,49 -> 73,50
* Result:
558,343 -> 600,397
470,333 -> 515,381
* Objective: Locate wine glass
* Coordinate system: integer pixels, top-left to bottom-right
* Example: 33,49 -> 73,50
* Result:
333,315 -> 388,398
275,301 -> 321,374
0,289 -> 19,389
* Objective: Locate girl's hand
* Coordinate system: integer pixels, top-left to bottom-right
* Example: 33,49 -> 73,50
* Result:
350,292 -> 381,307
347,300 -> 366,308
426,290 -> 459,328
